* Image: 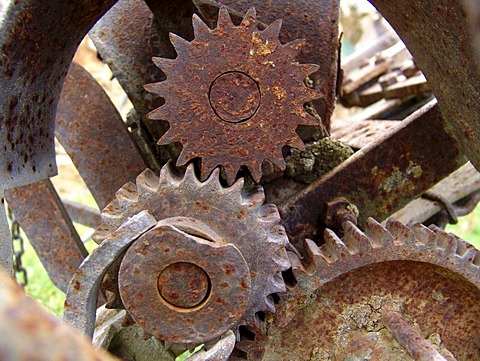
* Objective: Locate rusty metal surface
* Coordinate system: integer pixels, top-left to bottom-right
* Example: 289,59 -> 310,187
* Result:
119,223 -> 250,344
392,162 -> 480,225
64,211 -> 156,339
63,199 -> 102,230
4,180 -> 87,292
279,101 -> 466,247
89,0 -> 165,123
56,62 -> 146,209
0,198 -> 12,273
247,219 -> 480,360
0,0 -> 117,191
219,0 -> 340,130
146,8 -> 321,184
186,330 -> 235,361
370,0 -> 480,175
93,163 -> 290,336
0,268 -> 118,361
382,311 -> 448,361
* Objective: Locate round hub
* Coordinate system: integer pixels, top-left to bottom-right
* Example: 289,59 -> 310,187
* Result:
157,262 -> 210,308
118,221 -> 251,344
209,71 -> 260,123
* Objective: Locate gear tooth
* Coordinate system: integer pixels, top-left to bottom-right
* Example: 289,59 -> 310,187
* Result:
286,136 -> 306,151
136,169 -> 159,195
202,167 -> 223,192
300,63 -> 320,76
273,253 -> 291,272
267,156 -> 286,172
305,238 -> 328,268
115,181 -> 138,208
323,228 -> 350,260
343,221 -> 373,253
241,7 -> 257,29
242,185 -> 265,208
177,148 -> 196,167
221,164 -> 239,186
430,227 -> 458,255
217,6 -> 234,29
260,19 -> 282,41
92,223 -> 112,243
364,218 -> 394,247
269,224 -> 289,247
282,38 -> 306,56
183,162 -> 200,184
147,105 -> 168,121
151,57 -> 175,74
257,204 -> 281,224
192,13 -> 211,37
411,223 -> 437,249
169,32 -> 190,53
101,199 -> 123,226
248,163 -> 264,183
386,218 -> 417,247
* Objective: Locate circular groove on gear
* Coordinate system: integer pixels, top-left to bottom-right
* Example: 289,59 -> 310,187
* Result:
209,71 -> 261,123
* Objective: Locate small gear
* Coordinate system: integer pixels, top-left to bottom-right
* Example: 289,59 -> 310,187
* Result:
145,7 -> 322,184
92,163 -> 290,344
236,218 -> 480,360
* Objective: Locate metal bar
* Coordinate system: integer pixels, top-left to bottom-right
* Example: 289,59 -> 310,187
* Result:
279,101 -> 466,246
0,268 -> 118,361
392,163 -> 480,225
63,199 -> 101,230
55,63 -> 146,209
0,0 -> 117,191
4,180 -> 88,292
370,0 -> 480,175
382,311 -> 449,361
64,211 -> 156,339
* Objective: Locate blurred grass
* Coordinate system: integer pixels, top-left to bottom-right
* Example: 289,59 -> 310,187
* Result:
445,205 -> 480,249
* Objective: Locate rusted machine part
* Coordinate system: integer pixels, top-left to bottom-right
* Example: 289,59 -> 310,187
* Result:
119,222 -> 251,344
392,163 -> 480,226
219,0 -> 340,130
146,8 -> 321,184
0,0 -> 117,191
93,163 -> 290,336
279,101 -> 466,248
186,330 -> 236,361
241,219 -> 480,360
63,199 -> 102,230
56,62 -> 146,209
0,268 -> 118,361
89,0 -> 168,138
0,199 -> 12,273
64,211 -> 157,338
465,0 -> 480,61
382,311 -> 449,361
369,0 -> 480,174
4,180 -> 88,292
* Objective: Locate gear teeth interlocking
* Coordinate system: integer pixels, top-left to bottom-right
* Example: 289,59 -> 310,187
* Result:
292,217 -> 480,297
94,163 -> 291,339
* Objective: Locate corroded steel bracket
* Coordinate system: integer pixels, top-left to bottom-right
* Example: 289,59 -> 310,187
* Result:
280,101 -> 466,247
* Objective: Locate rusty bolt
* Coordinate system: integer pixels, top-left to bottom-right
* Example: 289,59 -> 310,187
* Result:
157,262 -> 210,308
322,197 -> 359,230
209,71 -> 261,123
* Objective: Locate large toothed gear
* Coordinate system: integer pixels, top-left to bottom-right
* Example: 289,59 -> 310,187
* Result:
237,219 -> 480,360
92,163 -> 290,344
145,7 -> 322,184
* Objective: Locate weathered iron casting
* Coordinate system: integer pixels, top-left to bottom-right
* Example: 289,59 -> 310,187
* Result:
1,1 -> 480,360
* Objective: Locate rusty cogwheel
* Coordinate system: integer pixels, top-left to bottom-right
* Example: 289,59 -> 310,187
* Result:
237,218 -> 480,360
145,7 -> 322,185
92,163 -> 290,344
